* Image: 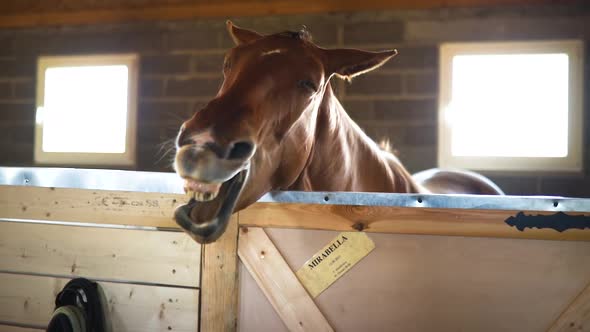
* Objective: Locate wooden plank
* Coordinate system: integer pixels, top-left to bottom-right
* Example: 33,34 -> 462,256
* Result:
0,326 -> 44,332
3,185 -> 588,241
0,0 -> 557,15
200,215 -> 240,332
0,185 -> 183,228
0,0 -> 562,28
0,272 -> 199,331
239,203 -> 590,241
0,222 -> 201,287
548,281 -> 590,332
238,227 -> 333,332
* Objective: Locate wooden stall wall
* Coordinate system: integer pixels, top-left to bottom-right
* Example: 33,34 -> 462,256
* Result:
0,3 -> 588,194
0,186 -> 201,331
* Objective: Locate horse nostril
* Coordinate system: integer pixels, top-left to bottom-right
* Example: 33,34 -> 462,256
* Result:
228,141 -> 255,160
178,137 -> 192,147
176,129 -> 192,147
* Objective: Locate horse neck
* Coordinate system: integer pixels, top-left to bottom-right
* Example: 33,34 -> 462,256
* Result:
290,82 -> 421,193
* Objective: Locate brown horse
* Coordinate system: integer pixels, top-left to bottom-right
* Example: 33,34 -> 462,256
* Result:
173,21 -> 503,243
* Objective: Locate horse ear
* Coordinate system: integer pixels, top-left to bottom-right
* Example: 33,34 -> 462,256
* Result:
322,48 -> 398,79
226,20 -> 263,45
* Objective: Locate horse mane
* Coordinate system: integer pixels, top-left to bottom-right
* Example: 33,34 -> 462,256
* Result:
378,138 -> 399,156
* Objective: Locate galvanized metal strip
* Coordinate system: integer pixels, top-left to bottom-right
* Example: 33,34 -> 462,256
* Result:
259,191 -> 590,213
0,167 -> 184,194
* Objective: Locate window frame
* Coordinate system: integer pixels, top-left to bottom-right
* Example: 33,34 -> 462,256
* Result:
35,54 -> 139,167
438,40 -> 584,173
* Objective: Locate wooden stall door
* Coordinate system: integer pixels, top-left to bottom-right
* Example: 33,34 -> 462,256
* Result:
238,228 -> 590,332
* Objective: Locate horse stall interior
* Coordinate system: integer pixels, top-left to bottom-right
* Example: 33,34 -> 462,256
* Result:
0,167 -> 589,331
1,1 -> 590,331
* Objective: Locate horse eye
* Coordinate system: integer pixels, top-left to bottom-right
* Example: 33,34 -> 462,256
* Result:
298,79 -> 317,92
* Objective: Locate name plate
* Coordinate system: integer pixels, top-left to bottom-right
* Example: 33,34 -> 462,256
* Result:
296,232 -> 375,298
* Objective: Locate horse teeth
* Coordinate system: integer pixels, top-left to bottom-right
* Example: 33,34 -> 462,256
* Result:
185,189 -> 196,200
184,181 -> 221,202
209,190 -> 220,200
194,191 -> 218,202
195,192 -> 207,202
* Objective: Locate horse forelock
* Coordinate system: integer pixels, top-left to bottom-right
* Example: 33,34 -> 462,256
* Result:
276,27 -> 313,42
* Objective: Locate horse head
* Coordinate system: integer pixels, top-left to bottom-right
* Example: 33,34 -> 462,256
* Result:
174,21 -> 397,243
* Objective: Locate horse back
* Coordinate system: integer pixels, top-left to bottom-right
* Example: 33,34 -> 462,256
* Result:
412,168 -> 504,195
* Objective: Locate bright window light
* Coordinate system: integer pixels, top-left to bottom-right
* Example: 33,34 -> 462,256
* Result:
438,41 -> 583,172
35,54 -> 138,166
449,53 -> 568,158
42,65 -> 129,153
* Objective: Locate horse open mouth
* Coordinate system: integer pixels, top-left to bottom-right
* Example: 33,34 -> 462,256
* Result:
174,168 -> 248,244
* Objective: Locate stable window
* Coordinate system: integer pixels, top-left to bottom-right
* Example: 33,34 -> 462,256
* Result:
35,54 -> 138,166
438,41 -> 583,172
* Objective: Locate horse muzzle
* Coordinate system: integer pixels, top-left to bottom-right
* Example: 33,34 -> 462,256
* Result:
174,168 -> 248,244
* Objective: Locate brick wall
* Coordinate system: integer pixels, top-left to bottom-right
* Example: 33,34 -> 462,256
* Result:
0,4 -> 589,196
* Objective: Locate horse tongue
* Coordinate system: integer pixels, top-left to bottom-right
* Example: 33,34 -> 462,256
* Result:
189,185 -> 226,223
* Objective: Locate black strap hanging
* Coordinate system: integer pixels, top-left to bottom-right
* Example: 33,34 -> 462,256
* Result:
47,277 -> 108,332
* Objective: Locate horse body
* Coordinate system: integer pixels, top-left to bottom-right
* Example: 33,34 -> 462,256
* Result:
173,22 -> 502,243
